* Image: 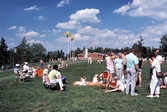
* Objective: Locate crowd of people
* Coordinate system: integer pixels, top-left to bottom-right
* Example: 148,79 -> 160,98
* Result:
13,48 -> 167,95
73,48 -> 167,98
104,48 -> 166,98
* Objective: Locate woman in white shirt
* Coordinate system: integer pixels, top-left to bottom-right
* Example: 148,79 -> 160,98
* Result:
146,53 -> 161,98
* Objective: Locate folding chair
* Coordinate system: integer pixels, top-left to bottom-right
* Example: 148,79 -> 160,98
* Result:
14,70 -> 26,83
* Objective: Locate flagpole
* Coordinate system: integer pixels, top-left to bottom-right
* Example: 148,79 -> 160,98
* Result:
64,31 -> 75,60
74,38 -> 75,58
69,38 -> 70,60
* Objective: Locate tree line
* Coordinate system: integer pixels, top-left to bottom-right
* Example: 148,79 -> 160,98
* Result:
0,34 -> 167,68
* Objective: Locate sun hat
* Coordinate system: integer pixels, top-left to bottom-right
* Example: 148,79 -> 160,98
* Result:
113,76 -> 118,80
15,64 -> 20,67
24,62 -> 28,64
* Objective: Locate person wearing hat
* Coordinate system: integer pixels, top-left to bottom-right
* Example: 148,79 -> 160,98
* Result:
105,76 -> 124,92
14,63 -> 31,81
14,64 -> 20,71
23,62 -> 29,73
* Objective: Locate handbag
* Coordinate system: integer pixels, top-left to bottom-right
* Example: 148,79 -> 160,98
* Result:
155,66 -> 164,78
156,71 -> 164,78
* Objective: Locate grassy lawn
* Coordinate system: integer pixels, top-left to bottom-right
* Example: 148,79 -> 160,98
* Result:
0,60 -> 167,112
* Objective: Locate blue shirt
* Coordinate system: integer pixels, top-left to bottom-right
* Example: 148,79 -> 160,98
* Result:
14,68 -> 20,71
114,58 -> 123,68
126,53 -> 139,68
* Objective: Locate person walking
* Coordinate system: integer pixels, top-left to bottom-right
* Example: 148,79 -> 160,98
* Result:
125,48 -> 139,96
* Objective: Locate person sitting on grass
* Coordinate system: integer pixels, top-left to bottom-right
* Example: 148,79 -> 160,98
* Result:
88,74 -> 101,86
105,76 -> 124,92
43,69 -> 50,87
42,64 -> 51,83
160,72 -> 167,89
48,64 -> 65,91
73,74 -> 89,86
92,74 -> 99,83
57,69 -> 67,84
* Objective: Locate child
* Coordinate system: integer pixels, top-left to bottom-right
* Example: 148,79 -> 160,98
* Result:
73,74 -> 89,86
92,74 -> 99,83
88,74 -> 100,86
105,76 -> 124,92
42,69 -> 50,86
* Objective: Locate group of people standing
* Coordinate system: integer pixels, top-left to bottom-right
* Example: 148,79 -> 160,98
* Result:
105,48 -> 165,98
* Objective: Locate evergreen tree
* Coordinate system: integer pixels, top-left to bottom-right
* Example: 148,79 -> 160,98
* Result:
8,48 -> 15,68
0,37 -> 9,67
160,34 -> 167,55
15,37 -> 31,64
29,43 -> 47,63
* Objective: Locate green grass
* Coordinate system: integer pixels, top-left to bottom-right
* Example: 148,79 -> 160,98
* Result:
0,61 -> 167,112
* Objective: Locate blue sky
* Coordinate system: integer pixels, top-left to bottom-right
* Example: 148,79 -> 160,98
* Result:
1,0 -> 167,54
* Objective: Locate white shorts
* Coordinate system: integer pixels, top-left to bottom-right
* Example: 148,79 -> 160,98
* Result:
107,68 -> 114,74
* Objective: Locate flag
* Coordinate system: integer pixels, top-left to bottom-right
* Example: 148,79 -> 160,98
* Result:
64,31 -> 70,37
71,36 -> 74,41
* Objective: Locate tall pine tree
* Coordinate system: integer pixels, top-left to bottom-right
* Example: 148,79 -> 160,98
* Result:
0,37 -> 8,67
